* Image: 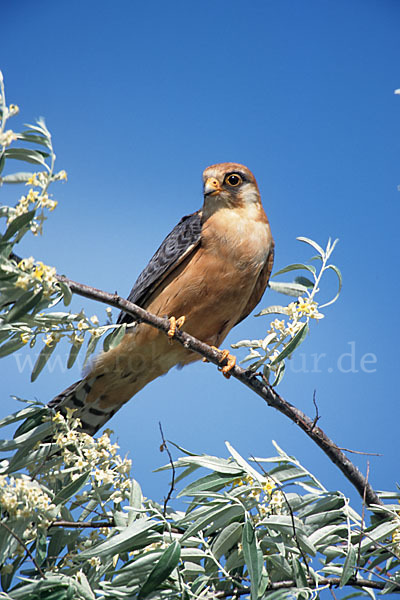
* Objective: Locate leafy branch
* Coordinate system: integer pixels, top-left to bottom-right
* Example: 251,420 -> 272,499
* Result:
1,70 -> 398,599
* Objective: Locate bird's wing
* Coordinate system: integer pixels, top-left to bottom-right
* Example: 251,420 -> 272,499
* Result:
234,243 -> 275,326
117,210 -> 202,324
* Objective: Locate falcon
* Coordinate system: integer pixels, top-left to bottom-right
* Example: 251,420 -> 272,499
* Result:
50,163 -> 274,434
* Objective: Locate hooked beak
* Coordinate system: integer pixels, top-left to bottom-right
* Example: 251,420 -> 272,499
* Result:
204,177 -> 222,197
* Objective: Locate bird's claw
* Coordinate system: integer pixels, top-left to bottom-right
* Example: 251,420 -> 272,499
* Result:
167,316 -> 186,341
203,346 -> 236,378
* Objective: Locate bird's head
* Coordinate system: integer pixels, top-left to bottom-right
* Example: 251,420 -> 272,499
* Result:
202,163 -> 261,218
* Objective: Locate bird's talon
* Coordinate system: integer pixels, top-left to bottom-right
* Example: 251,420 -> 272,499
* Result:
221,353 -> 236,378
167,315 -> 186,340
205,347 -> 236,378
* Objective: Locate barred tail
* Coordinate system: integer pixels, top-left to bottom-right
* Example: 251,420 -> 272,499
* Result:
48,376 -> 119,436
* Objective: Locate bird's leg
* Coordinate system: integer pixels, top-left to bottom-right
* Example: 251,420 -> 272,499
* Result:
167,316 -> 186,340
203,346 -> 237,378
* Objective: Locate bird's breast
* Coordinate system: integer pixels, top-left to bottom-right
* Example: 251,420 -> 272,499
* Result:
201,205 -> 272,270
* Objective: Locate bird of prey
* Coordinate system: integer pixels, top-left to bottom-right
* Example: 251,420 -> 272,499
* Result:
49,163 -> 274,434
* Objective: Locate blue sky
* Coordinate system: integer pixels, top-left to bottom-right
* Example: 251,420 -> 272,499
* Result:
1,0 -> 400,510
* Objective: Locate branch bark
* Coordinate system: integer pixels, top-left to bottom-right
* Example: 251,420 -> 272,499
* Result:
213,575 -> 397,597
54,273 -> 382,508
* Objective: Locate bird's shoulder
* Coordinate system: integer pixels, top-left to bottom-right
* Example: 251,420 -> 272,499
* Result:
117,210 -> 202,324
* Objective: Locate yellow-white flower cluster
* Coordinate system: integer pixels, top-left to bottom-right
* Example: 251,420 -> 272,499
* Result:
268,296 -> 324,339
51,409 -> 132,505
0,129 -> 17,147
392,510 -> 400,554
264,297 -> 324,374
0,474 -> 56,526
26,170 -> 66,187
393,528 -> 400,552
233,474 -> 284,519
7,184 -> 60,235
16,256 -> 58,295
15,303 -> 109,354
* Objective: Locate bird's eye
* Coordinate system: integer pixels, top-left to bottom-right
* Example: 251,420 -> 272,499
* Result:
225,173 -> 242,187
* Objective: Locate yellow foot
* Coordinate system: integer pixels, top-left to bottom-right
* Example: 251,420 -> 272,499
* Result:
204,346 -> 236,378
167,315 -> 186,340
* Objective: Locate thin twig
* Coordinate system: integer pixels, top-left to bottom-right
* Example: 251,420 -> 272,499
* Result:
48,519 -> 114,529
338,448 -> 382,456
252,456 -> 310,576
213,575 -> 397,597
0,521 -> 45,578
329,587 -> 338,600
159,422 -> 176,517
310,389 -> 320,431
354,526 -> 400,562
356,461 -> 369,571
8,259 -> 383,509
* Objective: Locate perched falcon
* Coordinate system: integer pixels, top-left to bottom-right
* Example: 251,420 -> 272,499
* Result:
49,163 -> 274,434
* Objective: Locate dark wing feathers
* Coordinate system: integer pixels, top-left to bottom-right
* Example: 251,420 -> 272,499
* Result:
117,211 -> 202,324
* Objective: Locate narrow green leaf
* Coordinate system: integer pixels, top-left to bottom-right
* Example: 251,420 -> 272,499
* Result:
47,530 -> 71,566
340,544 -> 357,587
79,518 -> 159,558
53,472 -> 91,506
4,147 -> 49,166
225,441 -> 262,481
6,442 -> 56,474
292,557 -> 308,588
0,406 -> 40,430
58,280 -> 72,306
31,342 -> 56,381
103,323 -> 126,352
17,132 -> 52,149
268,281 -> 310,297
24,121 -> 49,136
0,335 -> 26,357
267,554 -> 293,579
270,322 -> 309,365
308,524 -> 348,547
212,522 -> 242,560
270,360 -> 285,387
272,263 -> 316,278
297,236 -> 325,256
172,454 -> 241,475
35,529 -> 47,566
67,342 -> 82,369
83,334 -> 100,367
0,420 -> 53,452
0,151 -> 5,175
255,305 -> 289,317
205,505 -> 244,536
181,503 -> 241,542
4,288 -> 43,323
3,209 -> 36,241
319,264 -> 343,308
242,519 -> 260,600
178,472 -> 237,497
12,407 -> 48,438
360,520 -> 400,551
294,275 -> 314,288
138,541 -> 181,599
127,479 -> 144,525
1,172 -> 35,184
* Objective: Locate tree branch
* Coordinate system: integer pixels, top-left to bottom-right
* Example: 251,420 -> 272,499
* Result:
48,519 -> 114,529
213,575 -> 398,597
159,422 -> 176,517
0,521 -> 45,579
53,273 -> 382,507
